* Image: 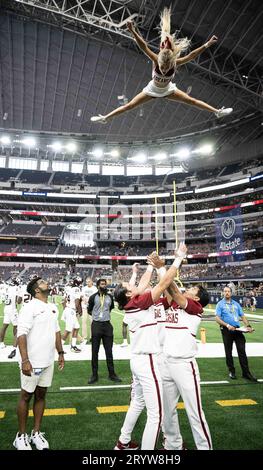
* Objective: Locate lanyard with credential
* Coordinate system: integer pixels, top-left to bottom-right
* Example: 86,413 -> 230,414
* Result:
226,302 -> 238,321
99,294 -> 105,319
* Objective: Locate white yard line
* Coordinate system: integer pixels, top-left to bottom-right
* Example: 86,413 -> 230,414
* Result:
60,380 -> 230,392
60,385 -> 130,391
1,379 -> 262,394
200,380 -> 229,385
1,342 -> 263,362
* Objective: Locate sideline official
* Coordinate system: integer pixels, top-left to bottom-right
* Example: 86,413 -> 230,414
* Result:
215,287 -> 257,382
88,279 -> 121,384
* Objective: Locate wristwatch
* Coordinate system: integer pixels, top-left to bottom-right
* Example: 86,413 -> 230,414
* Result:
58,351 -> 65,355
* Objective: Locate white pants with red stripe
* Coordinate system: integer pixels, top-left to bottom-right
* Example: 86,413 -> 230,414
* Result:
157,352 -> 183,449
162,357 -> 212,450
119,353 -> 163,450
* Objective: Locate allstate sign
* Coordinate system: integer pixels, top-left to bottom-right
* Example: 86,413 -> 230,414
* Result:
221,218 -> 236,239
215,207 -> 244,258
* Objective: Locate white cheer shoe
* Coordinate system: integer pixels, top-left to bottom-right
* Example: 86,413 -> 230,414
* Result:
90,114 -> 108,123
215,107 -> 233,118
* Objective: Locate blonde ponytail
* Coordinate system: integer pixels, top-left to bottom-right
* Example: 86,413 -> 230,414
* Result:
160,6 -> 172,43
159,6 -> 191,60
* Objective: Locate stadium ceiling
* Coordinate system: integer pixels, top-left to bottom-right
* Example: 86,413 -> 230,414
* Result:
0,0 -> 263,156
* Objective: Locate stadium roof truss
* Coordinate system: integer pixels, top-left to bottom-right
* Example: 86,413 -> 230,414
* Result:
0,0 -> 263,149
9,0 -> 263,107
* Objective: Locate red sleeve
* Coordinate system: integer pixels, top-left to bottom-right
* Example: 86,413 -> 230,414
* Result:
160,297 -> 170,310
125,291 -> 154,311
185,298 -> 203,315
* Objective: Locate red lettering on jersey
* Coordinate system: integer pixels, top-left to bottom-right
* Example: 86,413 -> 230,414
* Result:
166,306 -> 179,323
153,306 -> 162,319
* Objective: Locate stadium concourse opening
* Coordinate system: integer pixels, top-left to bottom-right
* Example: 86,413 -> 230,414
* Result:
0,0 -> 263,453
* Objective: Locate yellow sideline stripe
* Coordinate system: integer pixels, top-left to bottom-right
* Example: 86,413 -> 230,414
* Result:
97,406 -> 129,414
0,411 -> 5,419
216,399 -> 257,407
97,402 -> 185,414
176,402 -> 185,409
29,408 -> 77,417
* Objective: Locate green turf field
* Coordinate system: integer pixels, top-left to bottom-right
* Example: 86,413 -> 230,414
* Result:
1,300 -> 262,450
1,358 -> 263,450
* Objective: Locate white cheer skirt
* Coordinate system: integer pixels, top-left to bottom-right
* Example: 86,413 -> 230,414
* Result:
143,79 -> 177,97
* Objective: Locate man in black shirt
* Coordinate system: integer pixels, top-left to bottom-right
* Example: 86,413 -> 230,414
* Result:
87,279 -> 121,384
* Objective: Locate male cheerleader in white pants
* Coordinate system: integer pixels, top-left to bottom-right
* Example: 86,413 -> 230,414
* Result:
148,252 -> 212,450
114,244 -> 187,450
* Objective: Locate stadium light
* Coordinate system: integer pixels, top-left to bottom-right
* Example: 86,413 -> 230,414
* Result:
92,148 -> 104,158
176,147 -> 191,159
22,137 -> 36,147
1,135 -> 11,145
150,152 -> 167,161
51,142 -> 62,152
110,149 -> 120,157
129,153 -> 147,163
66,142 -> 77,153
196,144 -> 214,155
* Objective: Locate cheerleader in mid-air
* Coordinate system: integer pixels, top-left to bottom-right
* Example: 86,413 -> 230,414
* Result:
91,7 -> 233,124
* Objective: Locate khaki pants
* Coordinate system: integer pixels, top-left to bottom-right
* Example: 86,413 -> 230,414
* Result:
20,364 -> 54,393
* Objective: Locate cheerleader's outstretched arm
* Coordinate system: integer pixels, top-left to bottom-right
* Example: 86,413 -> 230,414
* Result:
177,35 -> 218,66
127,21 -> 158,63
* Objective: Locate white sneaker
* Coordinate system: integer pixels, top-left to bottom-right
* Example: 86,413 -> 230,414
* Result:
13,433 -> 32,450
30,430 -> 49,450
0,342 -> 6,349
215,107 -> 233,118
120,341 -> 128,348
90,114 -> 107,124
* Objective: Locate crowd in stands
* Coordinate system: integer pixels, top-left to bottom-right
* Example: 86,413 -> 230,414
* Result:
20,170 -> 50,185
94,263 -> 263,284
1,263 -> 262,291
0,222 -> 260,244
0,264 -> 24,281
57,245 -> 76,255
0,224 -> 41,236
0,243 -> 16,253
41,225 -> 64,237
15,244 -> 56,254
76,246 -> 98,255
179,263 -> 263,280
21,265 -> 92,284
252,283 -> 263,296
0,232 -> 262,258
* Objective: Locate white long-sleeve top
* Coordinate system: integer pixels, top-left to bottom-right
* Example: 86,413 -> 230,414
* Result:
123,291 -> 161,355
17,297 -> 60,368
